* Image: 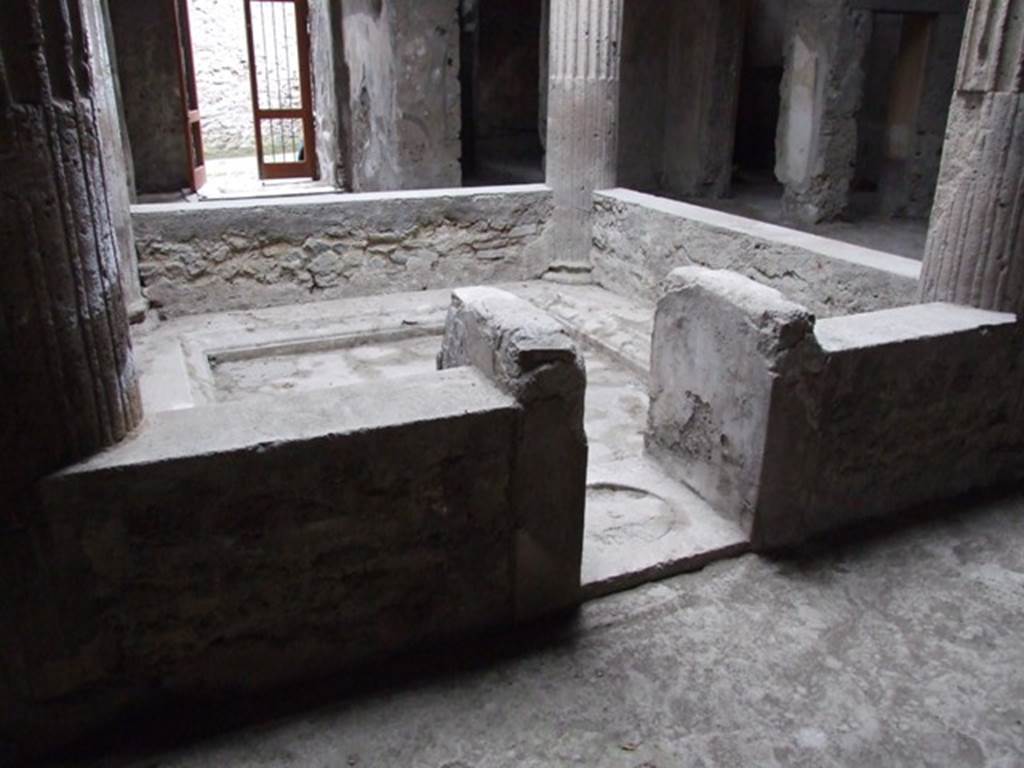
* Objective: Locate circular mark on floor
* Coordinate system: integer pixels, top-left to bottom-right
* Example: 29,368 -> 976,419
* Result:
586,482 -> 676,546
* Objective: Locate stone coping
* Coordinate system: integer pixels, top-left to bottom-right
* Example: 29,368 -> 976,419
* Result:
132,183 -> 552,214
815,302 -> 1018,352
57,367 -> 515,474
596,188 -> 922,280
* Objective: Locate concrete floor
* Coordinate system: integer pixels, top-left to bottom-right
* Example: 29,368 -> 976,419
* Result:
55,487 -> 1024,767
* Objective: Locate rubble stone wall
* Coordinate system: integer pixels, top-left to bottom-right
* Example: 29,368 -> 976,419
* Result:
592,189 -> 920,318
134,186 -> 553,317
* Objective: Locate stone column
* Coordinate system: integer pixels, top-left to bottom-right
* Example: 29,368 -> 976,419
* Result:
88,0 -> 147,320
919,0 -> 1024,316
661,0 -> 747,200
775,0 -> 870,224
0,0 -> 143,511
545,0 -> 624,281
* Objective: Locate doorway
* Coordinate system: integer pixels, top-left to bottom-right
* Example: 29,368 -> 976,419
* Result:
730,0 -> 786,214
187,0 -> 320,196
459,0 -> 545,186
243,0 -> 317,180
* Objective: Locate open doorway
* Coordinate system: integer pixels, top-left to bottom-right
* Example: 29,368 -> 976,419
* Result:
188,0 -> 322,197
730,0 -> 786,217
459,0 -> 545,186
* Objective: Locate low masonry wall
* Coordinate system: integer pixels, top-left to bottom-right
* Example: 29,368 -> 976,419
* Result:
4,370 -> 517,754
2,292 -> 588,759
132,185 -> 553,318
592,189 -> 921,317
648,266 -> 1024,550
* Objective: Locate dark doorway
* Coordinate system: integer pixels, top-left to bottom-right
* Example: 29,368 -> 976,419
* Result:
732,1 -> 785,190
459,0 -> 545,186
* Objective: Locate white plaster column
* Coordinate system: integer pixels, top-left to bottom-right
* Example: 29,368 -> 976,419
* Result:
545,0 -> 624,281
919,0 -> 1024,317
0,0 -> 143,510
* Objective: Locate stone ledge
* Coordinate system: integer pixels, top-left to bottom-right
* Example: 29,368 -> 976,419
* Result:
58,367 -> 515,473
596,189 -> 922,279
814,302 -> 1017,351
131,183 -> 552,214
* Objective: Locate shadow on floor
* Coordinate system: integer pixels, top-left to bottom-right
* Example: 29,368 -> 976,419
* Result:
36,484 -> 1024,768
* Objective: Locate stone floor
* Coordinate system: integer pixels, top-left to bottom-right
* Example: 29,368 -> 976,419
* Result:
198,156 -> 332,200
132,282 -> 748,598
51,487 -> 1024,767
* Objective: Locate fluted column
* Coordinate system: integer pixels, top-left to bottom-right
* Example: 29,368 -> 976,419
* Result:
544,0 -> 624,281
0,0 -> 143,511
919,0 -> 1024,316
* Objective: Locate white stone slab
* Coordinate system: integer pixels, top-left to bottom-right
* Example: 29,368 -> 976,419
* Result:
815,302 -> 1018,352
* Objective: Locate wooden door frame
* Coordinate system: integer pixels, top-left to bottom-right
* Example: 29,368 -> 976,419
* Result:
170,0 -> 206,191
243,0 -> 319,180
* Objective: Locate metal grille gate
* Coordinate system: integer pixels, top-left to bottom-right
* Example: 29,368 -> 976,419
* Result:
243,0 -> 317,180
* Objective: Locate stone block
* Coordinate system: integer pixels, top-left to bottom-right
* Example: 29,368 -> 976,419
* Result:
648,266 -> 1024,549
7,369 -> 521,751
647,267 -> 816,534
781,303 -> 1024,546
439,287 -> 588,619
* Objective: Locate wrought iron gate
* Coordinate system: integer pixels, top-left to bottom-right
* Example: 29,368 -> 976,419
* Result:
243,0 -> 317,180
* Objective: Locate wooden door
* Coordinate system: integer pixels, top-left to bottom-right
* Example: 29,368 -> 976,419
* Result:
171,0 -> 206,191
243,0 -> 318,180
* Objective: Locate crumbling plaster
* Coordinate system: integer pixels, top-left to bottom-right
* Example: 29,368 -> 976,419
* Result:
878,11 -> 964,218
616,0 -> 746,199
107,0 -> 193,194
341,0 -> 461,190
87,0 -> 145,316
